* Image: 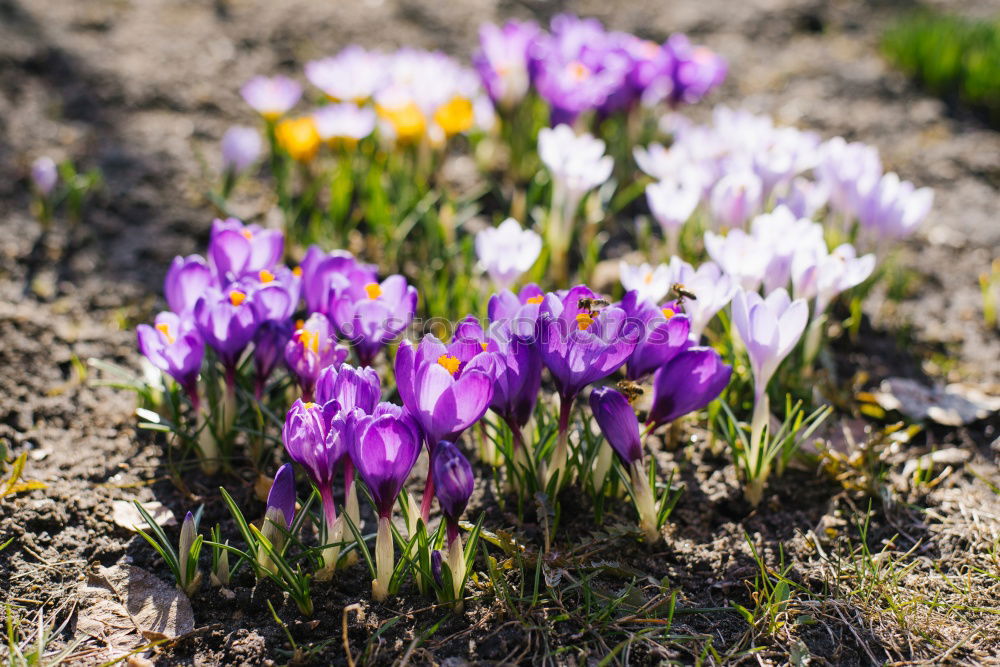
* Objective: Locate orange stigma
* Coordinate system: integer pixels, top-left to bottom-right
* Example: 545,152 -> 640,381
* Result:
364,282 -> 382,299
155,322 -> 175,344
299,330 -> 319,354
295,319 -> 305,330
240,229 -> 253,241
292,266 -> 303,277
662,308 -> 675,319
437,354 -> 461,375
259,269 -> 275,283
576,313 -> 594,330
480,342 -> 489,351
643,272 -> 654,284
229,290 -> 247,306
526,295 -> 544,305
567,61 -> 590,82
302,401 -> 318,409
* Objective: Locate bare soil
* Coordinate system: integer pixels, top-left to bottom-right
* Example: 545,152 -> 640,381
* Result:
1,0 -> 998,664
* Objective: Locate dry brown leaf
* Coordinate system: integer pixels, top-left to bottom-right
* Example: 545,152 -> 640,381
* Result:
111,501 -> 176,531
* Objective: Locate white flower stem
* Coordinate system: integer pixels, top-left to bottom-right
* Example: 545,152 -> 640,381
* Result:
747,389 -> 771,507
372,516 -> 393,602
630,461 -> 660,543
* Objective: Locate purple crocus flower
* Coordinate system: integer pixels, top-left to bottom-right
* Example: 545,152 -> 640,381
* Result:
221,126 -> 263,173
298,246 -> 377,316
192,285 -> 260,375
284,313 -> 349,401
247,270 -> 298,396
351,411 -> 422,601
646,346 -> 732,429
315,364 -> 381,413
619,291 -> 692,381
660,34 -> 727,107
136,311 -> 205,408
31,157 -> 58,196
487,284 -> 545,339
589,386 -> 642,465
164,255 -> 213,316
536,285 -> 639,486
267,462 -> 298,529
433,441 -> 474,540
330,274 -> 417,367
207,218 -> 284,285
240,75 -> 302,120
474,19 -> 540,109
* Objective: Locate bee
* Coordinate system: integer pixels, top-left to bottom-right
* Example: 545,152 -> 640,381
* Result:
671,283 -> 698,304
616,380 -> 645,403
577,297 -> 610,316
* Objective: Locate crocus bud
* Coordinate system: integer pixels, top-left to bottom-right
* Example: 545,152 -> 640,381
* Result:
221,126 -> 263,173
647,347 -> 732,429
589,387 -> 642,466
432,441 -> 474,533
258,463 -> 296,575
431,549 -> 444,587
31,157 -> 58,196
178,511 -> 201,595
284,313 -> 348,400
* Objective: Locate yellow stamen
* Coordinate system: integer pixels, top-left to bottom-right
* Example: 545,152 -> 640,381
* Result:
365,282 -> 382,300
437,355 -> 461,375
302,401 -> 318,409
643,272 -> 654,284
299,330 -> 319,354
292,266 -> 303,278
662,308 -> 675,319
155,322 -> 175,344
295,319 -> 305,331
576,313 -> 594,330
480,342 -> 489,352
259,269 -> 275,283
526,295 -> 544,305
567,61 -> 590,82
241,229 -> 254,241
229,290 -> 247,307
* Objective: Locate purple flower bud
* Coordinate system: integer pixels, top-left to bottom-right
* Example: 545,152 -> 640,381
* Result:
589,386 -> 642,465
647,347 -> 732,428
253,320 -> 292,395
619,291 -> 692,381
221,126 -> 263,173
315,364 -> 381,414
536,285 -> 639,401
165,255 -> 213,316
284,313 -> 348,400
329,274 -> 418,367
351,412 -> 422,518
432,441 -> 474,524
137,311 -> 204,401
192,286 -> 260,371
208,218 -> 284,285
394,335 -> 496,446
282,399 -> 346,504
431,549 -> 444,586
267,463 -> 297,528
31,157 -> 58,195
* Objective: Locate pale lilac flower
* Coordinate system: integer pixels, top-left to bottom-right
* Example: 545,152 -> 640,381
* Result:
305,46 -> 386,102
731,287 -> 808,400
645,176 -> 701,237
750,206 -> 825,293
816,137 -> 882,216
475,217 -> 542,290
792,242 -> 876,315
240,75 -> 302,119
31,157 -> 58,195
538,124 -> 613,207
619,261 -> 672,304
777,177 -> 829,220
857,172 -> 934,240
667,258 -> 737,341
709,171 -> 763,228
312,104 -> 377,142
704,229 -> 769,292
474,20 -> 540,109
221,126 -> 263,173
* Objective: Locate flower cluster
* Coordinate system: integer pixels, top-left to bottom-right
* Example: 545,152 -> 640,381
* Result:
475,15 -> 726,122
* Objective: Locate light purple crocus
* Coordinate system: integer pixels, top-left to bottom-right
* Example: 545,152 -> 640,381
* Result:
299,246 -> 377,316
703,229 -> 768,292
313,104 -> 377,143
329,274 -> 417,367
164,255 -> 213,316
660,34 -> 727,107
208,218 -> 284,285
666,258 -> 737,341
31,157 -> 58,196
221,126 -> 263,173
305,46 -> 386,103
857,172 -> 933,241
137,311 -> 205,408
247,269 -> 299,397
192,286 -> 260,376
645,176 -> 701,254
619,291 -> 691,381
589,386 -> 642,465
487,284 -> 545,339
241,75 -> 302,119
474,19 -> 540,109
284,313 -> 348,401
646,346 -> 732,429
709,171 -> 763,228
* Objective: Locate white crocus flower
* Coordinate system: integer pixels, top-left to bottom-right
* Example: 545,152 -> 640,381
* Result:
668,258 -> 737,341
475,217 -> 542,290
619,261 -> 672,304
704,228 -> 769,292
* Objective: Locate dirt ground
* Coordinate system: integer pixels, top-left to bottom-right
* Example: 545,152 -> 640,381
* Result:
1,0 -> 998,664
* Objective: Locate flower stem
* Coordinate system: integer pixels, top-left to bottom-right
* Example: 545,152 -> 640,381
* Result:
372,516 -> 393,602
630,461 -> 660,543
547,395 -> 574,489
